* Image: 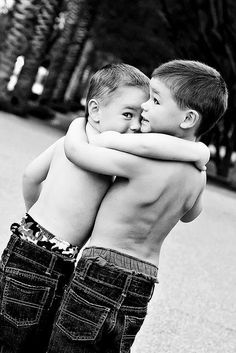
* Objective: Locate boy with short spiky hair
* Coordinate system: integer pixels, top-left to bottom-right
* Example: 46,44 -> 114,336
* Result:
47,60 -> 227,353
151,60 -> 228,137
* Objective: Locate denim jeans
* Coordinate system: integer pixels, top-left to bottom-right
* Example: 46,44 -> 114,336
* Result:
47,246 -> 158,353
0,233 -> 75,353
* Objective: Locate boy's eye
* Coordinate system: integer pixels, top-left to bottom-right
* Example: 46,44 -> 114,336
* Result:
153,97 -> 160,105
123,112 -> 133,119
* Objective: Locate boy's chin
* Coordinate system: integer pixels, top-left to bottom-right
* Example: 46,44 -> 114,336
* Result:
141,125 -> 151,133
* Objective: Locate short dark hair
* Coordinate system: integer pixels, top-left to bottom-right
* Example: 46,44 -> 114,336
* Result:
152,60 -> 228,137
85,63 -> 150,118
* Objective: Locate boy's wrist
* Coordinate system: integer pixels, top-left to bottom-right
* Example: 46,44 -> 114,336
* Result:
195,142 -> 210,171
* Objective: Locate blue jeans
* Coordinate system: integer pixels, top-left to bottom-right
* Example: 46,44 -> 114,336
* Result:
47,247 -> 158,353
0,233 -> 76,353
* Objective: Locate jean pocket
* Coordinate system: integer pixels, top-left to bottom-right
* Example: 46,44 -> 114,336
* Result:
120,315 -> 146,353
57,288 -> 110,341
1,276 -> 50,327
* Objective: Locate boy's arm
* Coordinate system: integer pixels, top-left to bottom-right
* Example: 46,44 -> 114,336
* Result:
180,194 -> 203,223
22,138 -> 62,211
90,131 -> 210,171
64,119 -> 143,178
180,176 -> 206,223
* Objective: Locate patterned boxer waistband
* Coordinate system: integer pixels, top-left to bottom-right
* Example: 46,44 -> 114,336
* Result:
10,213 -> 79,261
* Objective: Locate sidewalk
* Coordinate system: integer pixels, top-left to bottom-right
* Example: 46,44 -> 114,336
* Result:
1,111 -> 236,353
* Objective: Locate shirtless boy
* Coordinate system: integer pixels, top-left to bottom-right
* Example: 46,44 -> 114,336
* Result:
47,60 -> 228,353
0,63 -> 207,353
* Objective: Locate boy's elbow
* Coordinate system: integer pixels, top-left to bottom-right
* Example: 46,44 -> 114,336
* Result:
180,215 -> 192,223
180,208 -> 202,223
22,172 -> 37,191
23,165 -> 42,187
180,214 -> 196,223
22,167 -> 33,183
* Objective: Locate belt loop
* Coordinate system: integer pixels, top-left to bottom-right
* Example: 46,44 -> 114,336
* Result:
78,259 -> 93,280
7,233 -> 19,253
45,254 -> 57,275
122,273 -> 133,296
1,234 -> 19,270
149,282 -> 156,301
116,273 -> 133,309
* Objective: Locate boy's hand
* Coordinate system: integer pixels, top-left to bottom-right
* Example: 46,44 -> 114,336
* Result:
195,161 -> 207,171
195,142 -> 210,171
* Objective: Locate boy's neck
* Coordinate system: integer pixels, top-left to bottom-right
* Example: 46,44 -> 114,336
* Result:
182,135 -> 196,142
176,129 -> 196,142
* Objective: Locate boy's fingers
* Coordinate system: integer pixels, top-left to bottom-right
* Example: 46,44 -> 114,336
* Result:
195,161 -> 207,171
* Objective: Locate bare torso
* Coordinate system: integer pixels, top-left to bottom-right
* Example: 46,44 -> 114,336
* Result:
29,138 -> 111,246
89,159 -> 206,267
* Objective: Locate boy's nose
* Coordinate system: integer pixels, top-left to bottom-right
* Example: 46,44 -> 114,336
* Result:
130,119 -> 141,132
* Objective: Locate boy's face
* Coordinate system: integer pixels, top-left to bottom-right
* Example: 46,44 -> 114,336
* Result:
141,77 -> 186,135
98,86 -> 148,133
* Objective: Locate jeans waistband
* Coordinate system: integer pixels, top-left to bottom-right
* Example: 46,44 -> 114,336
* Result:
82,246 -> 158,281
3,233 -> 75,276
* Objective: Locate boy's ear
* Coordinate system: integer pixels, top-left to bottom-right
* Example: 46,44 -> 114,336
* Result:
180,110 -> 200,130
88,99 -> 100,123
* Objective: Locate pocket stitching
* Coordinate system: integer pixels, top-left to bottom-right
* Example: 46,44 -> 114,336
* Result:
123,315 -> 145,337
1,276 -> 49,327
57,288 -> 110,341
120,314 -> 146,353
5,267 -> 58,286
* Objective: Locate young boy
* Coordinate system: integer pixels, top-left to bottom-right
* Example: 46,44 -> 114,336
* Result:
46,60 -> 228,353
0,63 -> 208,353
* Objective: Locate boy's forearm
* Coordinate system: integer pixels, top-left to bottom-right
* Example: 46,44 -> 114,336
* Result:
64,119 -> 141,177
94,133 -> 210,165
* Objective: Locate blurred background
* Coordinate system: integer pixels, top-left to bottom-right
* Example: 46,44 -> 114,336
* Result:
0,0 -> 236,188
0,1 -> 236,352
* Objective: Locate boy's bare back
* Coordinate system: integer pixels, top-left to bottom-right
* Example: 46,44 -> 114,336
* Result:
89,158 -> 206,267
29,138 -> 112,246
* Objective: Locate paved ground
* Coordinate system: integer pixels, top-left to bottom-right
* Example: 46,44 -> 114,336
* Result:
0,111 -> 236,352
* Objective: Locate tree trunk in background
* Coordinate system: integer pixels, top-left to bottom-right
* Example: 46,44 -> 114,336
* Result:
67,42 -> 114,106
0,0 -> 40,108
40,0 -> 87,104
196,0 -> 236,177
51,0 -> 101,102
11,0 -> 63,113
65,39 -> 94,103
